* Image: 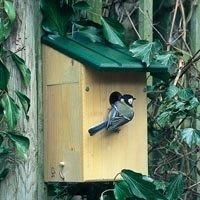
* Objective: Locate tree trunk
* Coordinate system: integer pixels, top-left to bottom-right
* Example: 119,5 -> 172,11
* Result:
0,0 -> 45,199
190,2 -> 200,198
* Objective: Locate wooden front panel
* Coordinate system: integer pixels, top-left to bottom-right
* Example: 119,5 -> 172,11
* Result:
82,68 -> 148,181
44,84 -> 83,182
43,46 -> 83,182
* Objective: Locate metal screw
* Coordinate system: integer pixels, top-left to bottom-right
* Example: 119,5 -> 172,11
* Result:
51,167 -> 56,178
59,162 -> 65,181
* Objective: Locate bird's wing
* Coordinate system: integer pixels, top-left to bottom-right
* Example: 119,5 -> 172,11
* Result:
106,105 -> 119,128
106,104 -> 130,131
107,116 -> 129,131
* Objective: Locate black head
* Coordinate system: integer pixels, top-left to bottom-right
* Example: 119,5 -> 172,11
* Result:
121,94 -> 136,107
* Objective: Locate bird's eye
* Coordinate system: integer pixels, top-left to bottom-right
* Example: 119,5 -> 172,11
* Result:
128,98 -> 133,105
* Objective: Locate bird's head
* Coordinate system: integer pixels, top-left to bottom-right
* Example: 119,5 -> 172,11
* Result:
121,94 -> 136,107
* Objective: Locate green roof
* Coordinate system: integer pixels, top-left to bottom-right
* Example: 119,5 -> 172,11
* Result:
42,35 -> 169,72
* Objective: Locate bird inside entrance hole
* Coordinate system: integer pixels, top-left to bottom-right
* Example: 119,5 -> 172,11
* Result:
88,91 -> 136,136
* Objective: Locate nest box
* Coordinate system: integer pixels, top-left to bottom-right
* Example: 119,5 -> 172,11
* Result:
42,35 -> 168,182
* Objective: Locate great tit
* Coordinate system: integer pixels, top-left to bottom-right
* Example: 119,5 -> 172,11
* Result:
88,93 -> 136,136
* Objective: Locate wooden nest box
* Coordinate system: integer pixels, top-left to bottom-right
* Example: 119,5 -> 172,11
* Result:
42,35 -> 167,182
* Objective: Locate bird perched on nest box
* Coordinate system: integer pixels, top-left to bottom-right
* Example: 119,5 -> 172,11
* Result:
88,91 -> 136,136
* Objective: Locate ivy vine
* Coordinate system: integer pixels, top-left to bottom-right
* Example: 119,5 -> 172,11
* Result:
0,0 -> 30,181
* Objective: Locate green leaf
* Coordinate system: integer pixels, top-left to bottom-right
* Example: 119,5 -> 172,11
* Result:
153,180 -> 166,191
0,60 -> 10,90
120,169 -> 167,200
15,91 -> 30,120
73,1 -> 90,10
4,0 -> 16,22
168,139 -> 182,153
11,52 -> 31,87
155,52 -> 178,67
181,128 -> 200,148
156,111 -> 171,128
0,168 -> 9,181
178,88 -> 194,101
175,101 -> 185,111
0,134 -> 9,158
41,0 -> 74,36
0,19 -> 12,44
0,147 -> 9,159
189,97 -> 199,109
166,174 -> 184,200
8,133 -> 30,159
129,40 -> 162,67
1,93 -> 20,130
166,85 -> 179,98
101,17 -> 125,47
0,20 -> 6,44
114,180 -> 132,200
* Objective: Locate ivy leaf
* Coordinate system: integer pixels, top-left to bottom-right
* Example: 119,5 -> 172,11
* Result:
0,20 -> 6,44
120,169 -> 167,200
175,101 -> 185,111
178,88 -> 194,101
153,180 -> 166,191
0,19 -> 12,44
166,85 -> 179,98
155,52 -> 178,76
189,97 -> 199,109
165,174 -> 184,200
11,52 -> 31,87
4,0 -> 16,23
129,40 -> 162,67
155,52 -> 178,67
101,17 -> 125,47
181,128 -> 200,148
73,1 -> 90,10
41,0 -> 74,36
1,93 -> 20,130
8,133 -> 30,159
0,146 -> 9,158
0,168 -> 9,181
114,180 -> 132,200
0,60 -> 10,90
156,111 -> 171,128
15,91 -> 30,120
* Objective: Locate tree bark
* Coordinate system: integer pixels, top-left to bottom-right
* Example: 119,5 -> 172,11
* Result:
190,1 -> 200,198
0,0 -> 45,199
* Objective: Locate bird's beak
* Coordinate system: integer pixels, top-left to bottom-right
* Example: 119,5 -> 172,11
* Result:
133,97 -> 136,100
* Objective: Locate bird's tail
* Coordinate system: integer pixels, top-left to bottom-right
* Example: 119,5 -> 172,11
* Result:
88,121 -> 107,136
